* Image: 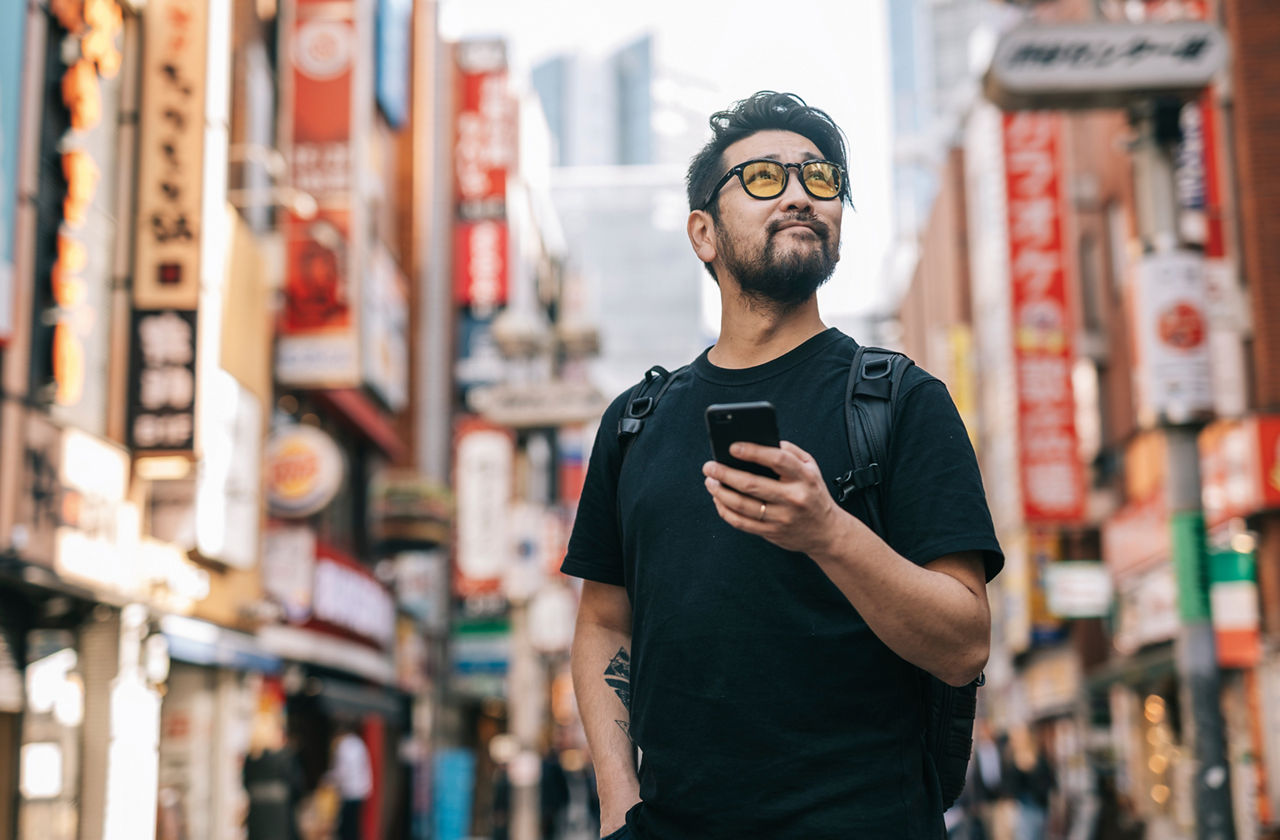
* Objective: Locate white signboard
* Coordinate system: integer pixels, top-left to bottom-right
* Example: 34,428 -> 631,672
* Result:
262,526 -> 316,622
455,427 -> 513,585
1046,561 -> 1114,618
986,22 -> 1227,109
467,380 -> 609,429
1134,250 -> 1213,425
361,246 -> 409,412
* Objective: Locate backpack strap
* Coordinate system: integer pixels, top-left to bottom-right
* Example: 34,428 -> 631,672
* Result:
617,364 -> 688,460
832,346 -> 913,536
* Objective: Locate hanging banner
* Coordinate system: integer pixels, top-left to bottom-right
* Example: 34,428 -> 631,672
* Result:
1002,112 -> 1085,524
277,0 -> 361,387
1133,250 -> 1212,425
134,0 -> 208,309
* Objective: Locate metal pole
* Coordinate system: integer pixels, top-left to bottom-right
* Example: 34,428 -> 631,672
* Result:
1132,100 -> 1236,840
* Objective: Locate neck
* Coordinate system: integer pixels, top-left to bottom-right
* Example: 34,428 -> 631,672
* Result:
707,286 -> 827,369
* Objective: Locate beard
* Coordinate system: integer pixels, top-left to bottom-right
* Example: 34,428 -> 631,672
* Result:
717,214 -> 839,311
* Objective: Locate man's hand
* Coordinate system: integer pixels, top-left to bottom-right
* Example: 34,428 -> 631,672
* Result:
702,440 -> 847,556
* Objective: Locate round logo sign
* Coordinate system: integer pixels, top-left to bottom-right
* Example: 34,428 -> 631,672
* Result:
266,425 -> 345,518
294,19 -> 354,81
1157,300 -> 1206,350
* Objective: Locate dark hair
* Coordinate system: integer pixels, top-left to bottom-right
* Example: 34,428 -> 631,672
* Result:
685,91 -> 853,217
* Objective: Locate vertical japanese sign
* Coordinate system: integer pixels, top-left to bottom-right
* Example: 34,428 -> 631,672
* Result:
0,0 -> 26,343
134,0 -> 207,310
128,309 -> 197,452
453,219 -> 508,313
453,419 -> 512,598
277,0 -> 360,386
453,42 -> 514,221
1002,112 -> 1085,524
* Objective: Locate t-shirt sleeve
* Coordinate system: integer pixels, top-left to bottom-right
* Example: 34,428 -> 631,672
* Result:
560,391 -> 630,586
882,375 -> 1004,581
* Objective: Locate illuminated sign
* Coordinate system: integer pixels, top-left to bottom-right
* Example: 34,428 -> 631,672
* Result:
264,424 -> 345,518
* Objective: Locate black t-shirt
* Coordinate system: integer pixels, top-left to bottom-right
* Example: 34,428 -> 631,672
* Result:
561,329 -> 1003,839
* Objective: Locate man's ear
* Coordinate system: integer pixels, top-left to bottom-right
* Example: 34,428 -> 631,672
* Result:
687,210 -> 717,266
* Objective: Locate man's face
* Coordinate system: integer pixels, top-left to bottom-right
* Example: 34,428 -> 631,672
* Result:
709,130 -> 843,308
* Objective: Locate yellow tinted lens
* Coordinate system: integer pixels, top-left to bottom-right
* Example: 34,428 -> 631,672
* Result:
741,161 -> 786,198
802,162 -> 841,198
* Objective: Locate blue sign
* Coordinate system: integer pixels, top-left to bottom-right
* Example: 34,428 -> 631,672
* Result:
433,748 -> 476,840
376,0 -> 412,129
0,2 -> 27,339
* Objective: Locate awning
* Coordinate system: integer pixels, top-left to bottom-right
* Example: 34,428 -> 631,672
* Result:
161,615 -> 282,673
1084,642 -> 1178,693
257,623 -> 396,685
298,674 -> 407,724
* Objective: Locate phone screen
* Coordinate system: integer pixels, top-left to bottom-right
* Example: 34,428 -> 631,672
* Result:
705,401 -> 780,479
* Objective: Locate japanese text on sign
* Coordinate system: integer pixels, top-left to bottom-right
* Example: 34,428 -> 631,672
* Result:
454,65 -> 514,218
133,0 -> 206,309
129,309 -> 197,451
1003,112 -> 1085,523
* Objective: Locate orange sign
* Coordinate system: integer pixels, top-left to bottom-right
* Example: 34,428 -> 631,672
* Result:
1201,414 -> 1280,528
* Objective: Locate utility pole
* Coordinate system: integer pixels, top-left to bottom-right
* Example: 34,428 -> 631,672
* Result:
1131,97 -> 1236,840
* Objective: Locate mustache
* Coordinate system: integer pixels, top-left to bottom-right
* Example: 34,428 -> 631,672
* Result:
767,214 -> 831,239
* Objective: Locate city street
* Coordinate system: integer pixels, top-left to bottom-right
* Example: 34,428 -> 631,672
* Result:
0,0 -> 1278,838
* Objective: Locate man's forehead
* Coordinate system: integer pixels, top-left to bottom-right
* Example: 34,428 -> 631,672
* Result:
723,130 -> 822,163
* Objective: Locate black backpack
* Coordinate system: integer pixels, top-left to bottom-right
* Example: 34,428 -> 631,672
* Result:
616,346 -> 981,813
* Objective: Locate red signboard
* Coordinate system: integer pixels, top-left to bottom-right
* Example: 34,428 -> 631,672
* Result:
453,219 -> 508,311
288,2 -> 354,198
278,0 -> 361,386
453,51 -> 514,219
1002,112 -> 1086,524
281,208 -> 353,333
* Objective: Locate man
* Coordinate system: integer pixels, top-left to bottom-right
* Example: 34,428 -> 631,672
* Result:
327,720 -> 372,840
562,91 -> 1003,839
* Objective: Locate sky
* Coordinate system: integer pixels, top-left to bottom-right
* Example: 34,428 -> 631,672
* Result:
439,0 -> 896,320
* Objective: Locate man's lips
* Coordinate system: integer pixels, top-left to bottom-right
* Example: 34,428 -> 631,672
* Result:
770,218 -> 827,238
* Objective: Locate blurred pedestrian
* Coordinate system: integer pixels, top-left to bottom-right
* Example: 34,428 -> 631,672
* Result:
326,719 -> 372,840
539,747 -> 569,838
1008,724 -> 1055,840
563,89 -> 1002,840
243,713 -> 304,840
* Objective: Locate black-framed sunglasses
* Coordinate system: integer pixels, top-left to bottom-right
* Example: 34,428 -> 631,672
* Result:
703,158 -> 845,209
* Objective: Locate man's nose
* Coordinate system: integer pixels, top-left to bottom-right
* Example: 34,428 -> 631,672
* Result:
778,172 -> 814,212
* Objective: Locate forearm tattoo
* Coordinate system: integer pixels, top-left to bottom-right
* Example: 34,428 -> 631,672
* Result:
604,647 -> 632,740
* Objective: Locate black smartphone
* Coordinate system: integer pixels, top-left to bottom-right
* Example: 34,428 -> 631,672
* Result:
705,401 -> 781,479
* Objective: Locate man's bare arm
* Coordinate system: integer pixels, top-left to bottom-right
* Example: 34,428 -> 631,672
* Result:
571,580 -> 640,835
